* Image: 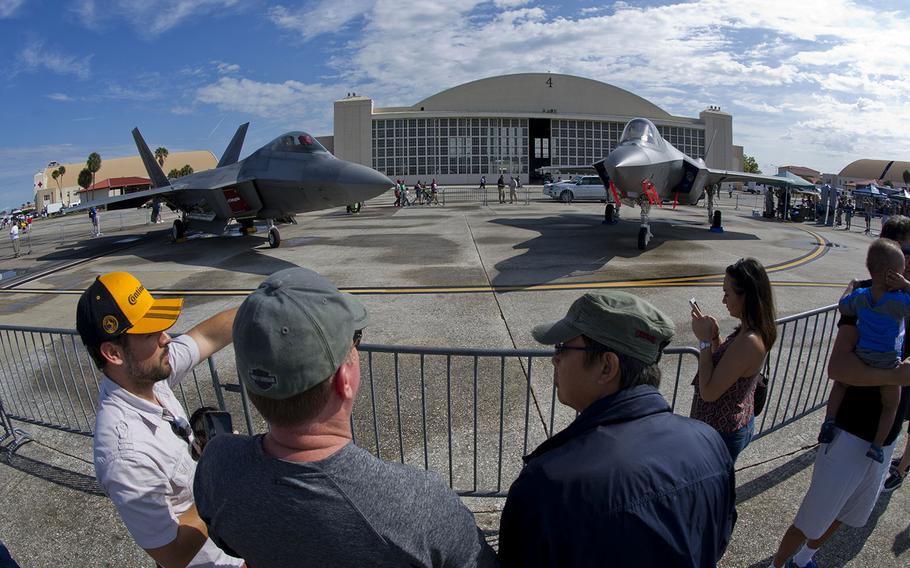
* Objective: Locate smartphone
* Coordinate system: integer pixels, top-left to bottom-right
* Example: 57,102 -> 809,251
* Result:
203,411 -> 233,440
689,298 -> 700,311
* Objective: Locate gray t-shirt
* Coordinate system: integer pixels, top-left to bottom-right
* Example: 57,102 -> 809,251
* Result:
194,435 -> 497,568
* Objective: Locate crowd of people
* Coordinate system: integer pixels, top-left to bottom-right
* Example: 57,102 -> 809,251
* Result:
393,178 -> 440,207
6,218 -> 908,567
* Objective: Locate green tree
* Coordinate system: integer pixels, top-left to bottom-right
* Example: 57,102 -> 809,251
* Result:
51,169 -> 59,190
77,168 -> 93,190
167,168 -> 180,179
742,154 -> 761,174
884,180 -> 894,188
154,147 -> 169,167
56,165 -> 66,191
178,164 -> 194,177
86,152 -> 102,189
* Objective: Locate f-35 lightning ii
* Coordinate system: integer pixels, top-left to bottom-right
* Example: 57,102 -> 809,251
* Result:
594,118 -> 804,250
72,123 -> 392,247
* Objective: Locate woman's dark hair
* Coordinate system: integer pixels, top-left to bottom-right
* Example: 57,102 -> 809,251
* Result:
726,258 -> 777,351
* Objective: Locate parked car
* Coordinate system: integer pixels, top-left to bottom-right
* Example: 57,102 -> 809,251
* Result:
544,175 -> 613,203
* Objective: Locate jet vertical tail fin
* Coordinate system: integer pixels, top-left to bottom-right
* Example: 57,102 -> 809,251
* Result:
131,127 -> 170,188
217,122 -> 249,168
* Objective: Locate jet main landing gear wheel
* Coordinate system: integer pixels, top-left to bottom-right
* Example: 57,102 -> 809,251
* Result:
637,227 -> 651,250
172,219 -> 186,242
268,227 -> 281,248
604,203 -> 616,224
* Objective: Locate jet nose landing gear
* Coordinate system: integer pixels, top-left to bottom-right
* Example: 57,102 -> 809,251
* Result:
266,220 -> 281,248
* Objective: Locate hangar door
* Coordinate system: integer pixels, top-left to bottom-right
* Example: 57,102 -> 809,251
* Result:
529,118 -> 551,182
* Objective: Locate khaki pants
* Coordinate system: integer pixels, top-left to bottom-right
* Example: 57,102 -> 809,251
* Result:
498,187 -> 505,203
509,188 -> 517,203
11,238 -> 20,257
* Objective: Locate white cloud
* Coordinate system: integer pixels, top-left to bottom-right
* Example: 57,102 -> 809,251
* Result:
46,93 -> 74,102
274,0 -> 909,174
17,41 -> 92,79
195,77 -> 338,131
268,0 -> 375,40
213,61 -> 240,74
74,0 -> 243,35
0,0 -> 24,18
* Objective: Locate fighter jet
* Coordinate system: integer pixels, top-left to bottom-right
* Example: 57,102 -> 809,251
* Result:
70,123 -> 392,247
594,117 -> 801,250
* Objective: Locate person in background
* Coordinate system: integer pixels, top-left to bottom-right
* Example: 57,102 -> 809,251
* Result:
9,221 -> 20,258
690,258 -> 777,462
497,175 -> 506,204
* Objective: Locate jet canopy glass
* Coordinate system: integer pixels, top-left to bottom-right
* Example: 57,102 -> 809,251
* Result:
619,119 -> 660,147
269,132 -> 328,154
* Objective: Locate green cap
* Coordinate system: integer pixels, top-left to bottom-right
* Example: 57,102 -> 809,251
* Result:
532,291 -> 674,364
234,268 -> 368,400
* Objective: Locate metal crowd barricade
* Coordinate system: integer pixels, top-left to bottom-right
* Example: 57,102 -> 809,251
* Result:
0,303 -> 840,495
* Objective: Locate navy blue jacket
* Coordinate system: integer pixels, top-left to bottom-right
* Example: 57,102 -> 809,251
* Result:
498,385 -> 736,567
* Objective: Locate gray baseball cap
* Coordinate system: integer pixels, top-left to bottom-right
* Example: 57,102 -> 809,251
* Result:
532,291 -> 674,364
234,268 -> 369,400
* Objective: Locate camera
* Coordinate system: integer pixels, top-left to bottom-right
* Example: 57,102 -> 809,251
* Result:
188,407 -> 233,460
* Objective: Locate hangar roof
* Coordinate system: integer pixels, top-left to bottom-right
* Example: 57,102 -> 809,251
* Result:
405,73 -> 673,119
839,159 -> 910,184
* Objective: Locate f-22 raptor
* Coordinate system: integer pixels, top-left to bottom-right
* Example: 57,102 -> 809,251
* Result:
594,118 -> 803,250
73,123 -> 392,248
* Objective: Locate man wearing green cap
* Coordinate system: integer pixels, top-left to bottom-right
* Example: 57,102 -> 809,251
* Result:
498,291 -> 736,567
194,267 -> 496,567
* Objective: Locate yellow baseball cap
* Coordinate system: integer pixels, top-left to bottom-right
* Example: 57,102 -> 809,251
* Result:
76,272 -> 183,346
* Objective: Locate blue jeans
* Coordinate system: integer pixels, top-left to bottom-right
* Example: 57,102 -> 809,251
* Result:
720,415 -> 755,463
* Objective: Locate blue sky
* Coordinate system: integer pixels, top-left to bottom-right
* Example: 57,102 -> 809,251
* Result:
2,0 -> 909,209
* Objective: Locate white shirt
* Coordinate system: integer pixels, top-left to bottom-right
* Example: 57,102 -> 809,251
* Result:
93,335 -> 243,567
9,224 -> 18,239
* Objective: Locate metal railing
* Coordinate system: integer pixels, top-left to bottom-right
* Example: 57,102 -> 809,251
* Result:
0,303 -> 840,495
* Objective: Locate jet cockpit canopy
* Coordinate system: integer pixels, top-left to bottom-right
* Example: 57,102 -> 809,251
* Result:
269,132 -> 328,154
619,119 -> 661,147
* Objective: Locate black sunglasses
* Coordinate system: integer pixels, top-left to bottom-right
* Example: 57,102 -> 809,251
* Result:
554,342 -> 601,355
353,329 -> 363,347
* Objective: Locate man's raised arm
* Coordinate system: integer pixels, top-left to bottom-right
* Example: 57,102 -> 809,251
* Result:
186,307 -> 239,361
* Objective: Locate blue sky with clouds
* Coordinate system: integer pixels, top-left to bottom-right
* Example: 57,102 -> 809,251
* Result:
2,0 -> 909,209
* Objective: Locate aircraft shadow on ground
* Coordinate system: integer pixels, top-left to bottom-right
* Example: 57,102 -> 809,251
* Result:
34,229 -> 301,278
487,214 -> 760,290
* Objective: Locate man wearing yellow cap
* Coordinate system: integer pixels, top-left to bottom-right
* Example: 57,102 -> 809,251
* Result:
76,272 -> 243,568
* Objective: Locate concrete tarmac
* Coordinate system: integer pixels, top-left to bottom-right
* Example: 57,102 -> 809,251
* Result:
1,191 -> 907,566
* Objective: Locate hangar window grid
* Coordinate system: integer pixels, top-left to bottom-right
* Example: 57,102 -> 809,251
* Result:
372,117 -> 528,177
549,120 -> 705,167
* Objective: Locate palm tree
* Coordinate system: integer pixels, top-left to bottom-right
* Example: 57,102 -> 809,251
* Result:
86,152 -> 102,190
167,168 -> 180,179
51,169 -> 59,190
179,164 -> 194,177
77,168 -> 92,191
56,165 -> 66,190
154,147 -> 169,168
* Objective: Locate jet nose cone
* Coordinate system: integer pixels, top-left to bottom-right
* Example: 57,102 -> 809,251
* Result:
341,163 -> 393,200
604,145 -> 650,190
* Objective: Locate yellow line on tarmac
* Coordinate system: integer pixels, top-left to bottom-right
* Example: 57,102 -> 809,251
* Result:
0,226 -> 833,297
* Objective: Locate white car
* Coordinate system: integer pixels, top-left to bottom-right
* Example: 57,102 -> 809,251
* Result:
544,175 -> 612,203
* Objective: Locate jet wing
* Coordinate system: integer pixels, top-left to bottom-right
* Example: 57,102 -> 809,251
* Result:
66,185 -> 181,213
705,169 -> 810,188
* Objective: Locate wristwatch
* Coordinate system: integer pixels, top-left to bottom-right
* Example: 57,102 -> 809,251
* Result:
699,339 -> 713,351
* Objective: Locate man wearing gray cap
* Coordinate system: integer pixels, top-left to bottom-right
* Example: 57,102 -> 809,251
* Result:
498,291 -> 736,567
193,268 -> 496,568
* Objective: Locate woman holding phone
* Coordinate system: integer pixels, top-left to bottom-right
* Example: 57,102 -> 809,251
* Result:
690,257 -> 777,462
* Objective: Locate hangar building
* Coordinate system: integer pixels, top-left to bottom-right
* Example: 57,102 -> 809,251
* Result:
332,73 -> 742,184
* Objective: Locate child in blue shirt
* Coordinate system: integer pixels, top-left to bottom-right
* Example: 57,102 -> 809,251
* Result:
820,238 -> 910,462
